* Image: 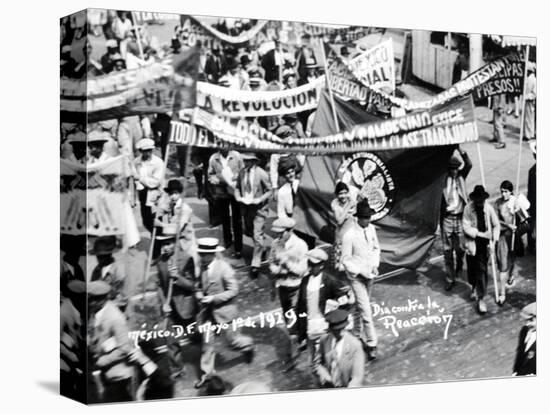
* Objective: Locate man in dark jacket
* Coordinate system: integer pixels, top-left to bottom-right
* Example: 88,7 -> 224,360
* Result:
296,249 -> 351,371
513,302 -> 536,376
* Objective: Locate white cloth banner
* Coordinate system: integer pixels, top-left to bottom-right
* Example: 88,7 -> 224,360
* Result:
348,39 -> 396,92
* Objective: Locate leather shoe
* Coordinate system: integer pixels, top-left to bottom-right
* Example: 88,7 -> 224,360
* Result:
445,281 -> 455,291
495,142 -> 506,149
243,349 -> 255,364
250,267 -> 259,280
366,346 -> 377,361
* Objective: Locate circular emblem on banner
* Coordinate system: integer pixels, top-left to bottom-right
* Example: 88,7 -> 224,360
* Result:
337,152 -> 395,221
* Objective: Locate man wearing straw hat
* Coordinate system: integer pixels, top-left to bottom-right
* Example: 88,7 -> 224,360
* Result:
513,302 -> 536,376
341,199 -> 380,361
194,237 -> 254,388
134,138 -> 164,235
87,130 -> 110,164
462,185 -> 500,314
234,153 -> 272,279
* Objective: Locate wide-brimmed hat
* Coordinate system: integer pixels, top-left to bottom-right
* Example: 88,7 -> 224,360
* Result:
164,179 -> 183,194
271,217 -> 296,233
92,235 -> 118,255
67,131 -> 87,144
355,200 -> 375,218
136,138 -> 155,151
88,280 -> 111,297
520,302 -> 536,319
88,130 -> 109,143
156,223 -> 178,242
241,153 -> 259,161
469,185 -> 489,201
325,309 -> 350,330
197,237 -> 225,254
448,156 -> 462,169
307,248 -> 329,264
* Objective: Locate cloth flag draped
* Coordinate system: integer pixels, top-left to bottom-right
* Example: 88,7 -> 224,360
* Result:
294,92 -> 456,269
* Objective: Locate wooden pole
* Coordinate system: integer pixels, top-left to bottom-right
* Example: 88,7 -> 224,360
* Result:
319,39 -> 340,131
511,45 -> 531,249
132,11 -> 145,60
476,142 -> 499,303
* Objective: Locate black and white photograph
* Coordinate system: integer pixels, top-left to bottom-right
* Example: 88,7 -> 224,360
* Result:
56,5 -> 538,405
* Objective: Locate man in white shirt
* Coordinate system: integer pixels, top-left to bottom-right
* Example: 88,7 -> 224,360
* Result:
134,138 -> 164,235
277,164 -> 299,219
268,217 -> 308,370
341,200 -> 379,360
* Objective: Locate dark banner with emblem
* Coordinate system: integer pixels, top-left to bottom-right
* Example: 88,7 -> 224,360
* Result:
294,94 -> 455,270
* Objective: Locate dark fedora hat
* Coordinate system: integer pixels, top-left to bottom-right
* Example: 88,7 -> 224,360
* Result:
164,178 -> 183,194
469,185 -> 489,201
355,199 -> 375,218
325,309 -> 350,330
91,235 -> 118,255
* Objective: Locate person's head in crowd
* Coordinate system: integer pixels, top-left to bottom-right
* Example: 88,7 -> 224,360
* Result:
325,309 -> 351,341
355,199 -> 374,228
112,53 -> 126,71
275,124 -> 294,140
500,180 -> 514,201
248,68 -> 265,91
448,156 -> 462,178
283,72 -> 297,89
307,248 -> 329,277
84,41 -> 93,59
271,217 -> 296,243
241,153 -> 259,170
202,375 -> 228,396
156,226 -> 176,258
106,39 -> 118,54
240,54 -> 252,70
67,131 -> 87,160
87,130 -> 108,159
334,181 -> 350,204
301,33 -> 312,48
340,46 -> 350,58
92,235 -> 119,266
226,57 -> 240,75
219,147 -> 230,158
281,164 -> 296,184
136,138 -> 155,160
197,237 -> 224,268
282,113 -> 299,129
88,280 -> 111,314
469,185 -> 489,209
165,179 -> 184,203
